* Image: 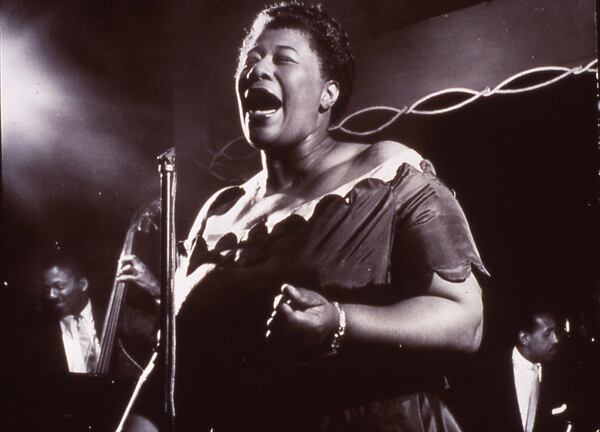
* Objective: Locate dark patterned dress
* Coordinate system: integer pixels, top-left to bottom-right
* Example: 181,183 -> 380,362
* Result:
173,151 -> 488,432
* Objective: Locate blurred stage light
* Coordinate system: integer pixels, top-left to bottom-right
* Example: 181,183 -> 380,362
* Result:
1,15 -> 76,153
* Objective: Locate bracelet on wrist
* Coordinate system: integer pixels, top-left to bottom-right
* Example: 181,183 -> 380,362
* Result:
330,301 -> 346,354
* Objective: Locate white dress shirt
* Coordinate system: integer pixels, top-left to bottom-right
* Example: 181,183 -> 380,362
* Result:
59,301 -> 101,373
512,346 -> 542,432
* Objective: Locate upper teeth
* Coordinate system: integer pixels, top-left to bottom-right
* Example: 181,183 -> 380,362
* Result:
250,108 -> 278,117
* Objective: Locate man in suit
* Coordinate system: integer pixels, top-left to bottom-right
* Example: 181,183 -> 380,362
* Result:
31,250 -> 162,376
36,257 -> 102,373
13,256 -> 154,431
465,311 -> 571,432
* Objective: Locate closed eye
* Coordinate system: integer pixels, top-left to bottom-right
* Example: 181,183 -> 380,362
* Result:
274,54 -> 297,64
243,49 -> 262,65
244,57 -> 260,68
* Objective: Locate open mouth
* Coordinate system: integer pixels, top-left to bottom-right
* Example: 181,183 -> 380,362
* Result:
244,88 -> 282,118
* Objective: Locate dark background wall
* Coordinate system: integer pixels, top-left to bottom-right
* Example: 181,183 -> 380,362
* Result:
1,0 -> 598,365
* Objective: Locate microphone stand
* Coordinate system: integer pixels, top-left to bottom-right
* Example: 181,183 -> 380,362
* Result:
158,148 -> 176,431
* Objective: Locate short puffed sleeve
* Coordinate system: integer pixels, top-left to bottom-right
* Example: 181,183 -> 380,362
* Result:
389,163 -> 489,284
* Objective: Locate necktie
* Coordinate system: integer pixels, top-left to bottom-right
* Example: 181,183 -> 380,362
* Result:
525,363 -> 541,432
77,315 -> 99,373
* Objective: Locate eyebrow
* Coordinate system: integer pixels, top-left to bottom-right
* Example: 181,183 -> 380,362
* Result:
247,44 -> 299,55
275,45 -> 299,53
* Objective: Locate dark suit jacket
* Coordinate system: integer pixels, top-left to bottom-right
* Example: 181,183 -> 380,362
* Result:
32,294 -> 158,376
9,301 -> 147,432
464,350 -> 571,432
32,301 -> 105,373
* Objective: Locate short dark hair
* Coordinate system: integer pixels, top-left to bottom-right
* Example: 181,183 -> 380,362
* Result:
516,311 -> 557,339
237,1 -> 356,122
518,312 -> 544,335
42,252 -> 87,281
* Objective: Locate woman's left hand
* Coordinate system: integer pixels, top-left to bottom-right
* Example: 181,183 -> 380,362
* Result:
266,283 -> 339,352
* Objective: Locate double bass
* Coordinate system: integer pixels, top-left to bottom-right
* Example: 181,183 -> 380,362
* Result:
98,148 -> 175,380
95,198 -> 161,376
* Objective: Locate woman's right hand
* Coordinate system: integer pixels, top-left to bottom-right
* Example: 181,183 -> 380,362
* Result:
266,283 -> 340,353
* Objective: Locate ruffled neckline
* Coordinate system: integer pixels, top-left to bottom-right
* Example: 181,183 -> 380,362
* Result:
203,147 -> 423,249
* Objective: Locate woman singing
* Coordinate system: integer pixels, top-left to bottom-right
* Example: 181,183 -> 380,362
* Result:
131,3 -> 488,431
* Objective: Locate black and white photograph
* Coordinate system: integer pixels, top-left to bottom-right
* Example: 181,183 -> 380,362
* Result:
1,1 -> 598,431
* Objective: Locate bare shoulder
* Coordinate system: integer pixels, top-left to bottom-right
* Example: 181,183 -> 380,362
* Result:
372,140 -> 412,156
360,140 -> 415,165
